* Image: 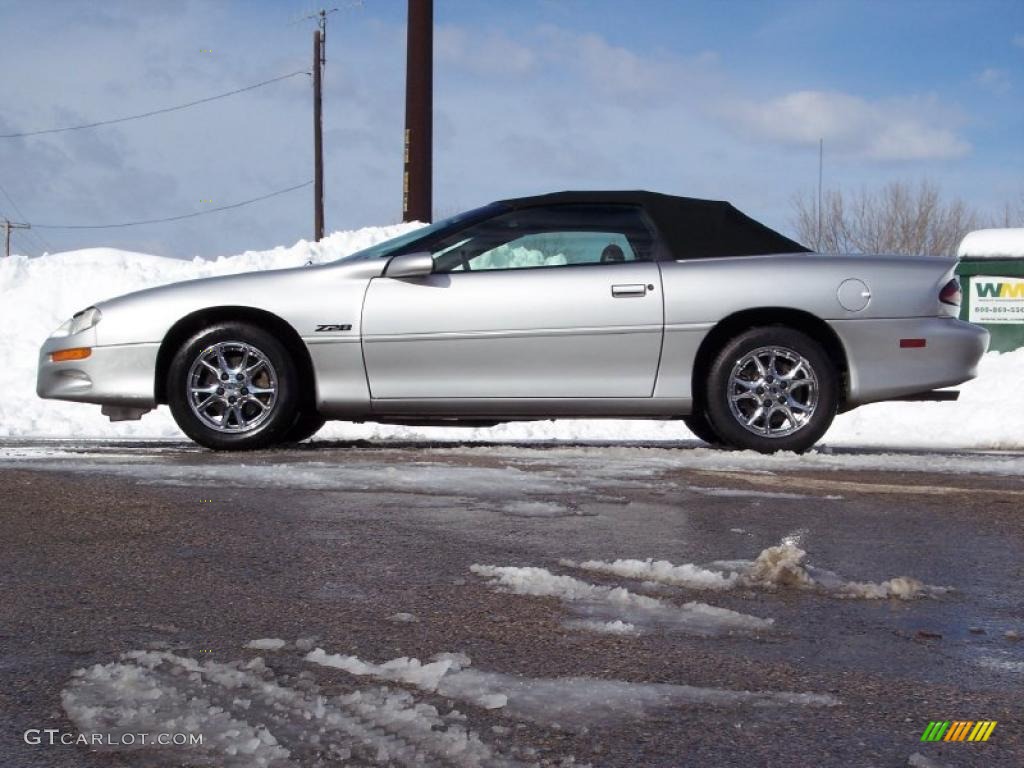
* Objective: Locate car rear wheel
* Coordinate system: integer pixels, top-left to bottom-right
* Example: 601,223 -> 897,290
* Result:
167,322 -> 300,450
704,327 -> 838,454
681,411 -> 722,446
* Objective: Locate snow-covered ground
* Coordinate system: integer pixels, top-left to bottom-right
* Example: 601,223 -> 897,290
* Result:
2,229 -> 1021,450
63,643 -> 836,767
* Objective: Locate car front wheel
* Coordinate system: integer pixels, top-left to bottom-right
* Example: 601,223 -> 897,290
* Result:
282,409 -> 326,444
704,327 -> 838,453
167,322 -> 300,450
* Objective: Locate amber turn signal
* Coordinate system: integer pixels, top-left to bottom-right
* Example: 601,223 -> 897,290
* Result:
50,347 -> 92,362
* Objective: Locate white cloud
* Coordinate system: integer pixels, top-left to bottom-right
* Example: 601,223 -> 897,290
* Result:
436,25 -> 538,77
976,67 -> 1011,95
720,90 -> 971,161
1013,33 -> 1024,48
534,25 -> 723,109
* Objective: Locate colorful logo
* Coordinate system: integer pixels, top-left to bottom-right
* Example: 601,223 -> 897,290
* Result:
968,275 -> 1024,324
920,721 -> 997,742
975,281 -> 1024,299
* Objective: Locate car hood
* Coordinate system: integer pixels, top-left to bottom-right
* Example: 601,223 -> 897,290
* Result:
88,258 -> 386,347
96,259 -> 380,309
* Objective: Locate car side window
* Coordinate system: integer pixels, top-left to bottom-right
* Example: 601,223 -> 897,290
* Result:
430,204 -> 656,274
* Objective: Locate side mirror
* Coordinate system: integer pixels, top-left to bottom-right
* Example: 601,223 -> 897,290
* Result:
385,251 -> 433,278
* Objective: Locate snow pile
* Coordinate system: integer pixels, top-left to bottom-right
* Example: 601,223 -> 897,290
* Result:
469,564 -> 772,635
2,231 -> 1021,449
563,619 -> 640,635
0,225 -> 418,438
958,227 -> 1024,258
570,541 -> 949,600
500,500 -> 591,518
304,650 -> 463,694
820,349 -> 1023,450
387,612 -> 419,624
62,654 -> 289,767
561,557 -> 739,591
64,649 -> 513,767
244,638 -> 288,651
740,541 -> 948,599
305,649 -> 838,728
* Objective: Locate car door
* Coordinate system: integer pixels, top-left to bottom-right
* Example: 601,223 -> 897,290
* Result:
361,203 -> 664,403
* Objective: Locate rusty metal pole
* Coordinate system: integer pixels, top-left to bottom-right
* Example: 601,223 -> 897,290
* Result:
2,220 -> 30,257
313,28 -> 325,241
403,0 -> 432,223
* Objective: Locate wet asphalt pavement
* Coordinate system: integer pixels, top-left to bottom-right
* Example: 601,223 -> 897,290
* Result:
0,438 -> 1022,768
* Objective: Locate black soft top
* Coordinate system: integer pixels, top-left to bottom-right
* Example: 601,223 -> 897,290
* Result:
497,190 -> 809,259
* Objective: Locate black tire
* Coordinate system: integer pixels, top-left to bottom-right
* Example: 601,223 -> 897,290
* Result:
681,411 -> 722,446
167,322 -> 301,451
282,409 -> 326,444
704,327 -> 838,454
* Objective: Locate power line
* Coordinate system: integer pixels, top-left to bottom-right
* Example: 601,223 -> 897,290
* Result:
15,229 -> 41,257
32,181 -> 312,229
1,70 -> 309,139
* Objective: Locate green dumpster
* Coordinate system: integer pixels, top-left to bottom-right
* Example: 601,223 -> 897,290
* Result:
956,229 -> 1024,352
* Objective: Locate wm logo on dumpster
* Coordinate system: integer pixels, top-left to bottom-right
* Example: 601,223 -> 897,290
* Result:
920,721 -> 997,742
975,281 -> 1024,299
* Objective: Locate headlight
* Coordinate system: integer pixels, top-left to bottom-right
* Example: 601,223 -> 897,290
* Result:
55,307 -> 102,337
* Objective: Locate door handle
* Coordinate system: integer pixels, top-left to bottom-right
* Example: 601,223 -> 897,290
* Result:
611,283 -> 647,298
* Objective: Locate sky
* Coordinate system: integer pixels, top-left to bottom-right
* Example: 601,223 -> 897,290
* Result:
0,0 -> 1021,259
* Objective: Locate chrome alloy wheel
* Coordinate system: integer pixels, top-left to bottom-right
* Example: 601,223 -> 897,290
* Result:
186,341 -> 278,433
727,345 -> 819,438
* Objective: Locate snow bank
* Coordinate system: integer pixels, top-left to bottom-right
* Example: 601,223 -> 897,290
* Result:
2,230 -> 1021,449
958,227 -> 1024,258
0,225 -> 418,438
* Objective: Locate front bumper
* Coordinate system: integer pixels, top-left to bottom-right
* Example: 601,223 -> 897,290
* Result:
37,335 -> 160,407
833,317 -> 990,407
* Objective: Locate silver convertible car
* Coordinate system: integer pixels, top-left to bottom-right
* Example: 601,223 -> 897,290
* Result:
37,191 -> 988,452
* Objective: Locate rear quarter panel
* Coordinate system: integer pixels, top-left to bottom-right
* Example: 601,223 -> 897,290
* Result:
655,252 -> 964,403
659,252 -> 956,324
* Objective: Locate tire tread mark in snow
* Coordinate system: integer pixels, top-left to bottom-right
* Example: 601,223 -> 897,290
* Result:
72,652 -> 517,768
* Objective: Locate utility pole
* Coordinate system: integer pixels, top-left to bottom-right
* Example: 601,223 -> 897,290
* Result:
312,14 -> 326,241
403,0 -> 433,223
2,219 -> 30,257
307,8 -> 337,242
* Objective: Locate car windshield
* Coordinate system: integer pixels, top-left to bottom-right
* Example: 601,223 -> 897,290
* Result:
335,204 -> 504,263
